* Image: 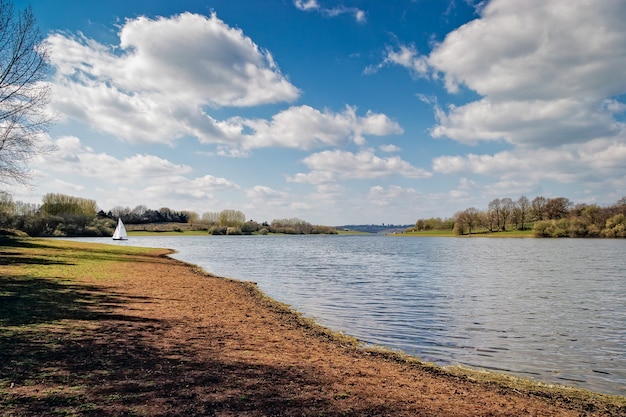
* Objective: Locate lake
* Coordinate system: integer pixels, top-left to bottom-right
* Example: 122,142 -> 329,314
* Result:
71,235 -> 626,396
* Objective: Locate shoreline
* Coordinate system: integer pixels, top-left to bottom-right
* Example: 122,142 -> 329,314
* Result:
1,237 -> 624,416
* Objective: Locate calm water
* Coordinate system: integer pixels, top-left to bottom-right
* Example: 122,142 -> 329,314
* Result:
72,235 -> 626,396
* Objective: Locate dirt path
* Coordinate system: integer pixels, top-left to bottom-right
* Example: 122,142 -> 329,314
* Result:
1,239 -> 623,416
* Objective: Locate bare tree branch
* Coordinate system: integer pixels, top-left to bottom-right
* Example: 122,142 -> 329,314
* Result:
0,0 -> 53,185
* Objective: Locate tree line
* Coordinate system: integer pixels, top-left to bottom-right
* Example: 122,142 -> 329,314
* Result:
0,192 -> 336,237
408,195 -> 626,238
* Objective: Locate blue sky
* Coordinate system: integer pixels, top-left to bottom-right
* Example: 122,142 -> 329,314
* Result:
8,0 -> 626,225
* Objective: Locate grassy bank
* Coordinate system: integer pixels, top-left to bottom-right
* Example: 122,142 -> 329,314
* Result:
401,229 -> 534,237
1,237 -> 624,416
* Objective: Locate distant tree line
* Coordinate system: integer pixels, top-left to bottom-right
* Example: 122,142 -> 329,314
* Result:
0,192 -> 336,237
201,211 -> 336,235
0,192 -> 111,237
447,196 -> 626,238
99,205 -> 190,224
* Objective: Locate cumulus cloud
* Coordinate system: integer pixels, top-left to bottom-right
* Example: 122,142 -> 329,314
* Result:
379,144 -> 401,153
46,12 -> 401,152
365,45 -> 429,77
432,136 -> 626,185
246,185 -> 289,201
289,149 -> 431,184
368,185 -> 418,207
381,0 -> 626,148
294,0 -> 366,23
29,135 -> 240,211
48,136 -> 193,179
234,105 -> 403,150
47,12 -> 300,145
430,98 -> 621,146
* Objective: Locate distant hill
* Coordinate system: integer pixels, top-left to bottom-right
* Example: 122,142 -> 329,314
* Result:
337,224 -> 412,234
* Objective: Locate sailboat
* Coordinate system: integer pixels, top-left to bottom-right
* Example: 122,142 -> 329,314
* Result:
112,218 -> 128,240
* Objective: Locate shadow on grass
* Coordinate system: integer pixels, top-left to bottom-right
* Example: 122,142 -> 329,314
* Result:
1,319 -> 344,416
0,275 -> 143,327
0,275 -> 347,416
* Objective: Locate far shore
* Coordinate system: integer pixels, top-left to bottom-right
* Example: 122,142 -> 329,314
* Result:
1,237 -> 623,416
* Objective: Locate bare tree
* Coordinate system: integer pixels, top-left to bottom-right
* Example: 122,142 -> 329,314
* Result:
455,207 -> 481,236
488,198 -> 502,231
0,0 -> 52,184
500,198 -> 514,231
517,195 -> 530,230
531,196 -> 547,221
545,197 -> 572,220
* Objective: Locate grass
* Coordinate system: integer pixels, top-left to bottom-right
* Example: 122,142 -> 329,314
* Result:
401,228 -> 534,238
127,229 -> 209,236
0,237 -> 169,416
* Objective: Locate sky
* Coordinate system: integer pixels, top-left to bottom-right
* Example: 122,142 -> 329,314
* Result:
6,0 -> 626,225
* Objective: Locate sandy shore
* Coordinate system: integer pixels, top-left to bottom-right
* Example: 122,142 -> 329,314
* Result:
1,238 -> 624,416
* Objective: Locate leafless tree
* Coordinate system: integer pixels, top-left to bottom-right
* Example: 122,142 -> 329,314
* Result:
455,207 -> 481,236
517,195 -> 530,230
0,0 -> 52,184
488,198 -> 501,231
531,196 -> 547,221
500,198 -> 514,231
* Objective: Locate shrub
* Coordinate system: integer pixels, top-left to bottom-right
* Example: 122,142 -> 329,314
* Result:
208,226 -> 227,235
603,214 -> 626,237
533,220 -> 567,237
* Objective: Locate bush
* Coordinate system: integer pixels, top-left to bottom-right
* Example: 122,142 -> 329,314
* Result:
208,226 -> 227,235
603,214 -> 626,237
533,220 -> 567,237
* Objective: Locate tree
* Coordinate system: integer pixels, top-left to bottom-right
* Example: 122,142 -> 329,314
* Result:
531,196 -> 547,221
488,199 -> 501,231
454,207 -> 481,236
500,198 -> 514,231
0,0 -> 52,184
545,197 -> 572,220
517,195 -> 530,230
41,193 -> 97,216
218,209 -> 245,227
201,211 -> 219,224
182,210 -> 199,223
0,189 -> 13,225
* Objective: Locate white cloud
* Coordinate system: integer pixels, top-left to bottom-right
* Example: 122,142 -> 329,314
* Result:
234,105 -> 403,150
292,149 -> 431,183
47,12 -> 300,145
429,1 -> 626,100
368,44 -> 429,77
287,170 -> 337,185
294,0 -> 366,23
26,136 -> 240,211
382,0 -> 626,148
379,144 -> 401,153
432,136 -> 626,185
46,136 -> 193,179
46,13 -> 402,152
368,185 -> 418,207
246,185 -> 289,201
430,98 -> 621,146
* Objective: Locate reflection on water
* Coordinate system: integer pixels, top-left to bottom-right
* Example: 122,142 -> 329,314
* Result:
72,235 -> 626,396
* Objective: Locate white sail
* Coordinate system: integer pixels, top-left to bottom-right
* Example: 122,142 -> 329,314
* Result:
112,218 -> 128,240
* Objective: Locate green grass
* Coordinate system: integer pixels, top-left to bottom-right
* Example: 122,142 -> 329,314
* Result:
400,228 -> 534,238
128,229 -> 209,236
0,237 -> 166,416
400,229 -> 456,237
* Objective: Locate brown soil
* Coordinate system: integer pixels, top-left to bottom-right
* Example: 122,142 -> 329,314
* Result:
1,243 -> 624,416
